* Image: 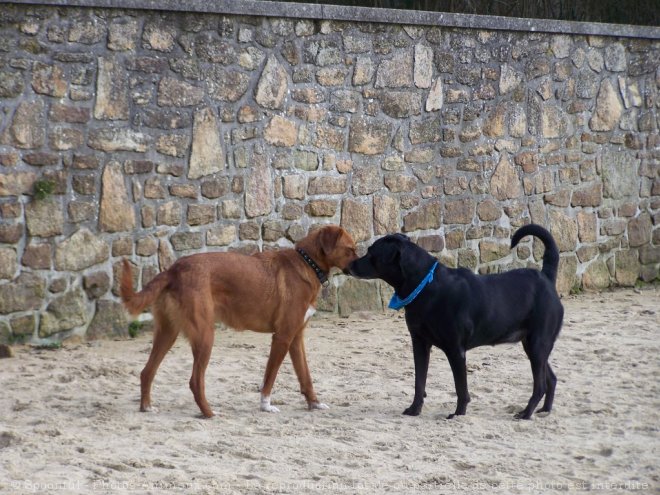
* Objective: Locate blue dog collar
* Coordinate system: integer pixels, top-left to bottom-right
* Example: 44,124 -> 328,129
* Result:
388,261 -> 438,311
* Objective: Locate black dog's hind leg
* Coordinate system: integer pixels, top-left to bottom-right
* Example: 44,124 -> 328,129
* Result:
446,348 -> 470,419
537,362 -> 556,413
516,338 -> 549,420
403,335 -> 431,416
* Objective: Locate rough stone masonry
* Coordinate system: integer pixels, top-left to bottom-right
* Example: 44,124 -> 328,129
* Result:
0,2 -> 658,342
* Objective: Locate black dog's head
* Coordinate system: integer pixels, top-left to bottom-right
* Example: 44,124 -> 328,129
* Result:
347,234 -> 413,287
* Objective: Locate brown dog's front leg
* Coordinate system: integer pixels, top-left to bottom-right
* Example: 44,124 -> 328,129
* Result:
260,334 -> 291,413
289,332 -> 328,410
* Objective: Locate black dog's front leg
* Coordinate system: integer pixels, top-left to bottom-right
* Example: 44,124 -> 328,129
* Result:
403,335 -> 431,416
445,347 -> 471,419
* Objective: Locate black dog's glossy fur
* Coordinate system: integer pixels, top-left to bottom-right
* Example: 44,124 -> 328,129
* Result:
348,224 -> 564,420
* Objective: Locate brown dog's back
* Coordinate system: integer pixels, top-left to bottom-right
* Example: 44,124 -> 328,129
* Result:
120,251 -> 317,332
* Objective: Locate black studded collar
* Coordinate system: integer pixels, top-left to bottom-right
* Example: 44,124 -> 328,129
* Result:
296,248 -> 329,286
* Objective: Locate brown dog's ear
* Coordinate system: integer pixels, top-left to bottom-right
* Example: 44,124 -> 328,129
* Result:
319,226 -> 342,255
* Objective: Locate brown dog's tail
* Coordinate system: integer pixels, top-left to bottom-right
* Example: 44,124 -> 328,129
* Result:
510,224 -> 560,285
120,259 -> 170,316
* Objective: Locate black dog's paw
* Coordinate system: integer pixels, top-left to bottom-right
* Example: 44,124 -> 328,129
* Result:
403,404 -> 423,416
514,410 -> 533,420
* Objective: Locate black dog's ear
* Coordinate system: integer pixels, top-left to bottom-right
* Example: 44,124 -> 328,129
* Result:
381,244 -> 400,265
372,235 -> 403,264
382,234 -> 410,265
397,240 -> 415,278
388,234 -> 410,266
394,236 -> 427,280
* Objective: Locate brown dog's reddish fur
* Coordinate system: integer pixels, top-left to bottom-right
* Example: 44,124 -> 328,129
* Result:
120,225 -> 357,417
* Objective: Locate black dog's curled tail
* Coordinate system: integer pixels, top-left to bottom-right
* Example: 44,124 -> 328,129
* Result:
510,224 -> 560,285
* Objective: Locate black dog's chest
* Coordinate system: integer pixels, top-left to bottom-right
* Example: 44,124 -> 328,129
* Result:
404,304 -> 469,349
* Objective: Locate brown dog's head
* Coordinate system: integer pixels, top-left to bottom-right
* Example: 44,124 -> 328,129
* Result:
299,225 -> 358,274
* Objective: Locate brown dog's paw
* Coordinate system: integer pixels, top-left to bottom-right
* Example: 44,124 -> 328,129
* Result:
260,395 -> 280,413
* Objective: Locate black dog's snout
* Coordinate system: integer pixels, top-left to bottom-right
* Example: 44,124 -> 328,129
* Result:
345,260 -> 358,276
345,256 -> 376,279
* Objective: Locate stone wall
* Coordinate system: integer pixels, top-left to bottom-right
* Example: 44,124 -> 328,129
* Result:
0,2 -> 658,343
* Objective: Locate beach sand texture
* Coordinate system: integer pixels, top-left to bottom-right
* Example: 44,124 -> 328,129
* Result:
1,288 -> 658,494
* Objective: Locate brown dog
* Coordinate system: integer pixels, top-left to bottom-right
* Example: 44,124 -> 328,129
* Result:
120,225 -> 357,418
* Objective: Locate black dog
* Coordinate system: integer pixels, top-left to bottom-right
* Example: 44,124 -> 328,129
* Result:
348,224 -> 564,420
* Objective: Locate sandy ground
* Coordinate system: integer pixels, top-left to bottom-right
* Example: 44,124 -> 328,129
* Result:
0,288 -> 658,494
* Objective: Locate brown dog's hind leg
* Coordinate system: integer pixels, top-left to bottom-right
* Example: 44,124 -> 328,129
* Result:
140,317 -> 179,413
189,329 -> 215,418
289,332 -> 328,410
